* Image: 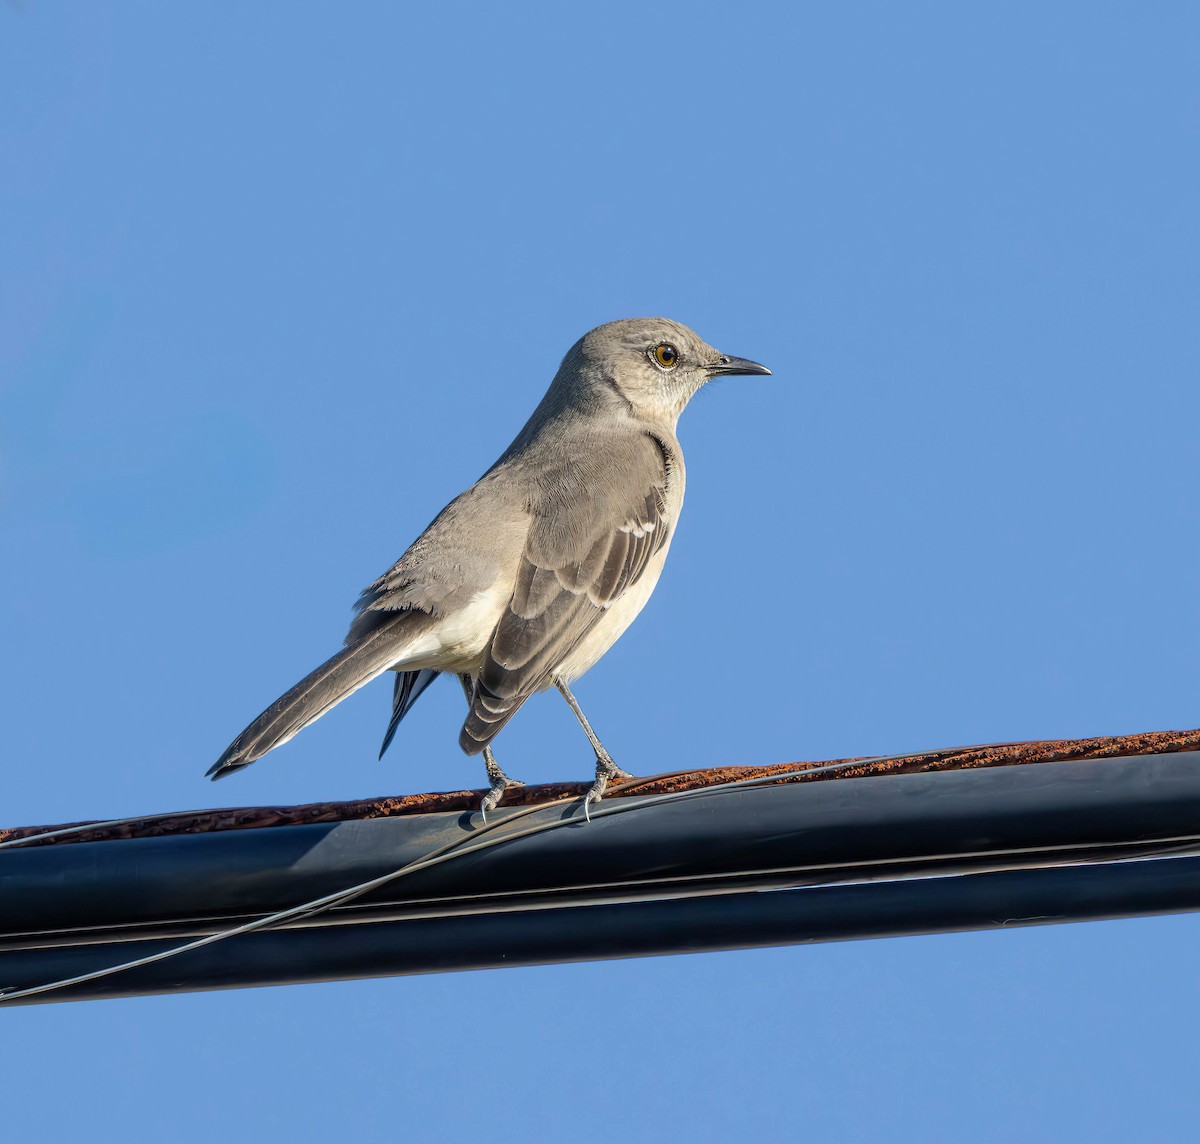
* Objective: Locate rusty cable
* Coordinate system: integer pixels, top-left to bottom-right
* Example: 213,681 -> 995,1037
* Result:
0,755 -> 895,1002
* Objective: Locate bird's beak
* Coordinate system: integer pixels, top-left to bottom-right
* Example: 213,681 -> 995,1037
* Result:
707,354 -> 772,377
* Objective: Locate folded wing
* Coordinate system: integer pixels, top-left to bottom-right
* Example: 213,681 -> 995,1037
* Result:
460,434 -> 673,753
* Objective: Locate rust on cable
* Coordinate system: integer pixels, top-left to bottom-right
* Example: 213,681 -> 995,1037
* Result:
4,726 -> 1200,849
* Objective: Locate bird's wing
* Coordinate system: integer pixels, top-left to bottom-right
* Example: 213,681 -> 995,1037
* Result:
346,474 -> 530,645
460,433 -> 673,753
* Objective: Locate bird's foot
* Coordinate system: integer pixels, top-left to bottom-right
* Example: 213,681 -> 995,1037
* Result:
479,749 -> 521,822
583,754 -> 634,822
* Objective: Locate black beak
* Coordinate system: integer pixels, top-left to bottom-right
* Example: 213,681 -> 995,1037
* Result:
707,354 -> 772,377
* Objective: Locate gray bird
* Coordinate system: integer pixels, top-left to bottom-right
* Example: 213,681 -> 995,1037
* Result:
208,318 -> 770,812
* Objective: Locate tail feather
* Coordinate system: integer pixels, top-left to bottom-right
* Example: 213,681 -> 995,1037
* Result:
378,668 -> 439,760
208,612 -> 431,779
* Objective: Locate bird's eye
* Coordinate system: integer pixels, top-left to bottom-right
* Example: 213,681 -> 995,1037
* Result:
652,344 -> 679,369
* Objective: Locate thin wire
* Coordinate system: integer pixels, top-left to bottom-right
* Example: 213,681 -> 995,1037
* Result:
1,733 -> 1165,852
1,746 -> 1112,1001
0,749 -> 913,853
0,756 -> 889,1002
0,803 -> 552,1002
0,815 -> 173,852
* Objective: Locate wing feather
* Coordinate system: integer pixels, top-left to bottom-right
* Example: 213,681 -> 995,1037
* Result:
460,434 -> 674,754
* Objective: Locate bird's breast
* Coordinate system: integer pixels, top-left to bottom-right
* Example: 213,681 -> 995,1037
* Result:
552,543 -> 673,684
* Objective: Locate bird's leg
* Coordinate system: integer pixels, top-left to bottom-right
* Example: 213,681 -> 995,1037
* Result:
553,677 -> 633,819
459,674 -> 519,818
479,747 -> 512,819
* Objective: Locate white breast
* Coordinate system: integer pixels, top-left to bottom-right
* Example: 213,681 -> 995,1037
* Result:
553,543 -> 674,683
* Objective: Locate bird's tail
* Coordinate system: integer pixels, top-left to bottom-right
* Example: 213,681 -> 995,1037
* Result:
378,668 -> 439,760
208,612 -> 431,780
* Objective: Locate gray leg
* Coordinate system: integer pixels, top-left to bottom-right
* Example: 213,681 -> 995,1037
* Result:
459,674 -> 519,818
554,677 -> 633,819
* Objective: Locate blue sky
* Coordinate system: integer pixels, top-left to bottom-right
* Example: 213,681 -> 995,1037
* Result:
2,3 -> 1199,1140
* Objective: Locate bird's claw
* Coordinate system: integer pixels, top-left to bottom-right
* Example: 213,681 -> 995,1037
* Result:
478,787 -> 501,824
582,756 -> 633,822
478,756 -> 521,823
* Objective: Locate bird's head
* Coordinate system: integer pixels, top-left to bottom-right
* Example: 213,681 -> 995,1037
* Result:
567,317 -> 771,424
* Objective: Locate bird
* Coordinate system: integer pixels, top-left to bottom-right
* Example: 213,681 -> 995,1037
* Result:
208,318 -> 771,814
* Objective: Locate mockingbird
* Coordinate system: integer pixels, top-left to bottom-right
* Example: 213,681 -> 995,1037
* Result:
208,318 -> 770,813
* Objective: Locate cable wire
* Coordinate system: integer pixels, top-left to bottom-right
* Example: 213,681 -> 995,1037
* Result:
0,756 -> 893,1002
0,815 -> 177,852
10,745 -> 1130,1002
0,750 -> 921,852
